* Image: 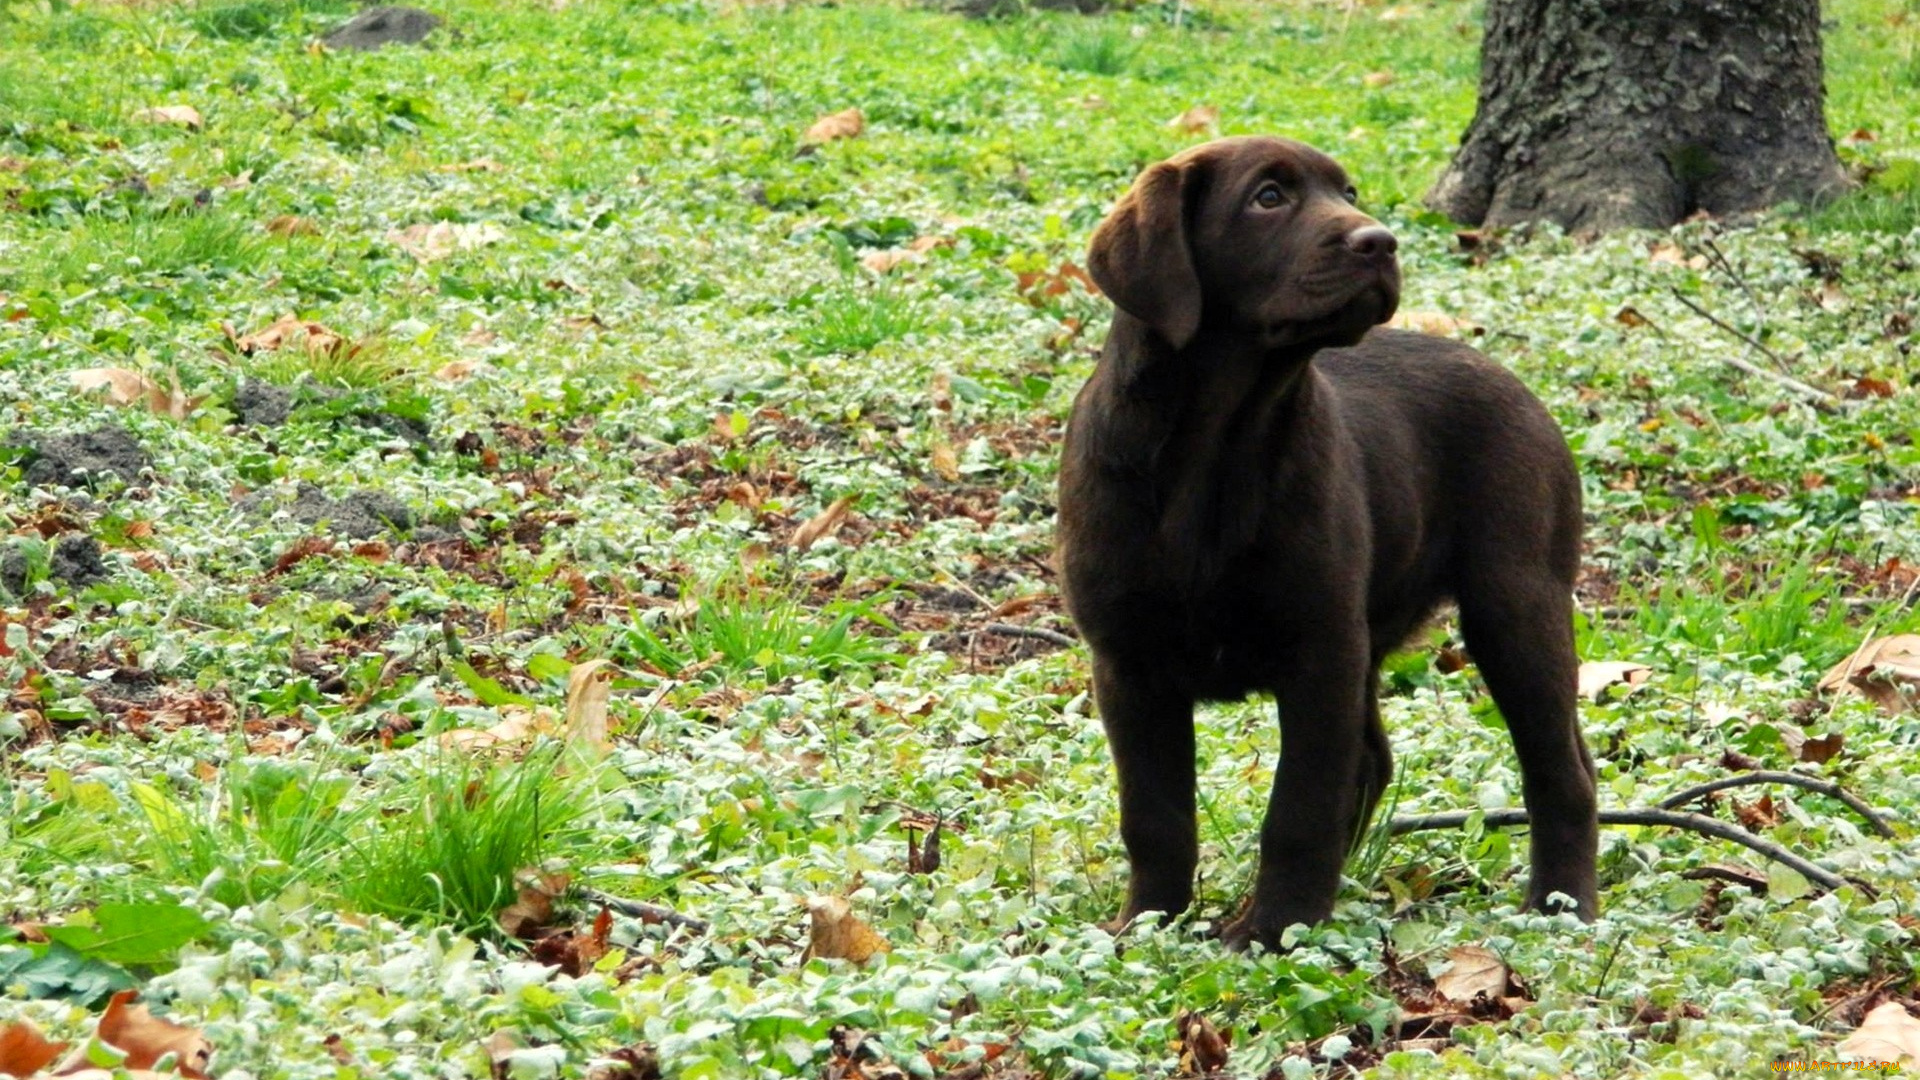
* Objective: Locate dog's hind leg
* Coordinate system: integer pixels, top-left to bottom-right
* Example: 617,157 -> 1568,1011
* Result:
1348,690 -> 1394,854
1457,573 -> 1600,920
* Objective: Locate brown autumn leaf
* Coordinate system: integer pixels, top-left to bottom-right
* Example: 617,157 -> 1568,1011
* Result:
385,221 -> 507,263
791,495 -> 855,553
434,359 -> 483,382
225,314 -> 353,358
929,439 -> 960,482
1648,241 -> 1709,269
1166,104 -> 1219,135
1387,310 -> 1482,337
53,991 -> 213,1080
498,870 -> 570,939
1819,634 -> 1920,715
859,248 -> 919,275
1577,660 -> 1652,700
439,705 -> 557,752
1799,732 -> 1845,763
1734,792 -> 1781,831
133,105 -> 202,130
1174,1011 -> 1230,1076
482,1031 -> 518,1080
803,107 -> 864,144
265,214 -> 320,237
0,1019 -> 68,1078
801,895 -> 890,964
1837,1001 -> 1920,1064
1433,945 -> 1509,1004
563,659 -> 617,757
69,368 -> 207,421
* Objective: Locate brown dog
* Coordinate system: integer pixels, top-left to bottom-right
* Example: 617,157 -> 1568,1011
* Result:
1057,136 -> 1599,951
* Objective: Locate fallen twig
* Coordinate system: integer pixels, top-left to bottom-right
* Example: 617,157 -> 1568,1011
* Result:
1388,807 -> 1855,894
982,622 -> 1078,648
575,887 -> 710,933
1656,770 -> 1895,838
1668,288 -> 1837,406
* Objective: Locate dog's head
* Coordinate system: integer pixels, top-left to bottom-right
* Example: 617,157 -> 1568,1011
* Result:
1087,136 -> 1400,353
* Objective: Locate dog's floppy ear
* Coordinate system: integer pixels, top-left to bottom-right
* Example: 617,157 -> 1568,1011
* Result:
1088,159 -> 1202,350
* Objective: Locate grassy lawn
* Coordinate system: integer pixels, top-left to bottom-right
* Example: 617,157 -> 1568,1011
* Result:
3,0 -> 1920,1076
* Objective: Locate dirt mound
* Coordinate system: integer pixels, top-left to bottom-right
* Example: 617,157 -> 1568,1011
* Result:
324,6 -> 442,51
11,427 -> 149,490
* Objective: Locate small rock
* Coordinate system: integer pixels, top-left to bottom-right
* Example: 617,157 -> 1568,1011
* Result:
11,427 -> 150,490
324,6 -> 442,51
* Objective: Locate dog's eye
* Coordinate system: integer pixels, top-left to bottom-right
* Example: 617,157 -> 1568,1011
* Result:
1344,185 -> 1359,204
1253,183 -> 1285,209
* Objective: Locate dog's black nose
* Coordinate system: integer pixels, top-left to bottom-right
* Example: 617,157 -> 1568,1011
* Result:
1344,225 -> 1398,259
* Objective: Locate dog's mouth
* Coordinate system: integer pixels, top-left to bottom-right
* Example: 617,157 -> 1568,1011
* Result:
1267,273 -> 1399,350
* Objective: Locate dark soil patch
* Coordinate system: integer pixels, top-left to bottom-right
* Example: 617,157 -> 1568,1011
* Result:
0,533 -> 112,596
323,5 -> 442,51
10,426 -> 149,489
232,381 -> 431,444
50,534 -> 110,587
245,482 -> 417,539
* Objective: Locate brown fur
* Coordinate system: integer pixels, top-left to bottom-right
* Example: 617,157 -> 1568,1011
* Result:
1057,136 -> 1599,950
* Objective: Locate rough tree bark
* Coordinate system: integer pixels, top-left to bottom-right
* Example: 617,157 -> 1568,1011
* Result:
1427,0 -> 1851,232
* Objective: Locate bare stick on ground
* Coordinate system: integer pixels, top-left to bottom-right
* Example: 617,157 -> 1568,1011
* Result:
1656,770 -> 1895,838
1668,288 -> 1837,406
1389,807 -> 1856,894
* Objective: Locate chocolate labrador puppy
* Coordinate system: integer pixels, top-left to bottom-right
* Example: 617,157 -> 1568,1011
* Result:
1058,136 -> 1599,950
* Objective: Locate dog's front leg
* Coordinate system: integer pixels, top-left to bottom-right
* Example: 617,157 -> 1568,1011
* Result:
1222,637 -> 1370,951
1093,655 -> 1199,931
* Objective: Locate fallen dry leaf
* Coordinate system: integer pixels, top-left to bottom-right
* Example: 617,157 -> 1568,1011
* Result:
859,248 -> 919,275
1434,945 -> 1509,1004
1819,634 -> 1920,715
386,221 -> 507,263
791,495 -> 855,553
803,107 -> 864,144
929,439 -> 960,482
563,659 -> 616,757
1174,1011 -> 1230,1075
1577,660 -> 1652,701
1649,241 -> 1709,270
439,705 -> 558,751
1166,105 -> 1219,135
225,315 -> 353,358
1837,1001 -> 1920,1063
801,895 -> 890,964
498,870 -> 570,939
0,1019 -> 68,1078
69,368 -> 206,421
265,214 -> 319,237
133,105 -> 202,129
1387,310 -> 1482,337
54,991 -> 213,1080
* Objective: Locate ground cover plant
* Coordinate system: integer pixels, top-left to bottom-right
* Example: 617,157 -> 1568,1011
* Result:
2,0 -> 1919,1075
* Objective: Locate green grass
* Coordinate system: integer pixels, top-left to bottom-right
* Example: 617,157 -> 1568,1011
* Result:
2,0 -> 1919,1076
342,748 -> 599,938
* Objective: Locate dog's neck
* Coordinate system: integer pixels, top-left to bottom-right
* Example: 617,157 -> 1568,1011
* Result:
1100,313 -> 1325,431
1085,313 -> 1334,566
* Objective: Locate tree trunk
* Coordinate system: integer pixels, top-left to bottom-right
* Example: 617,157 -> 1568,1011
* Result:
1427,0 -> 1851,232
